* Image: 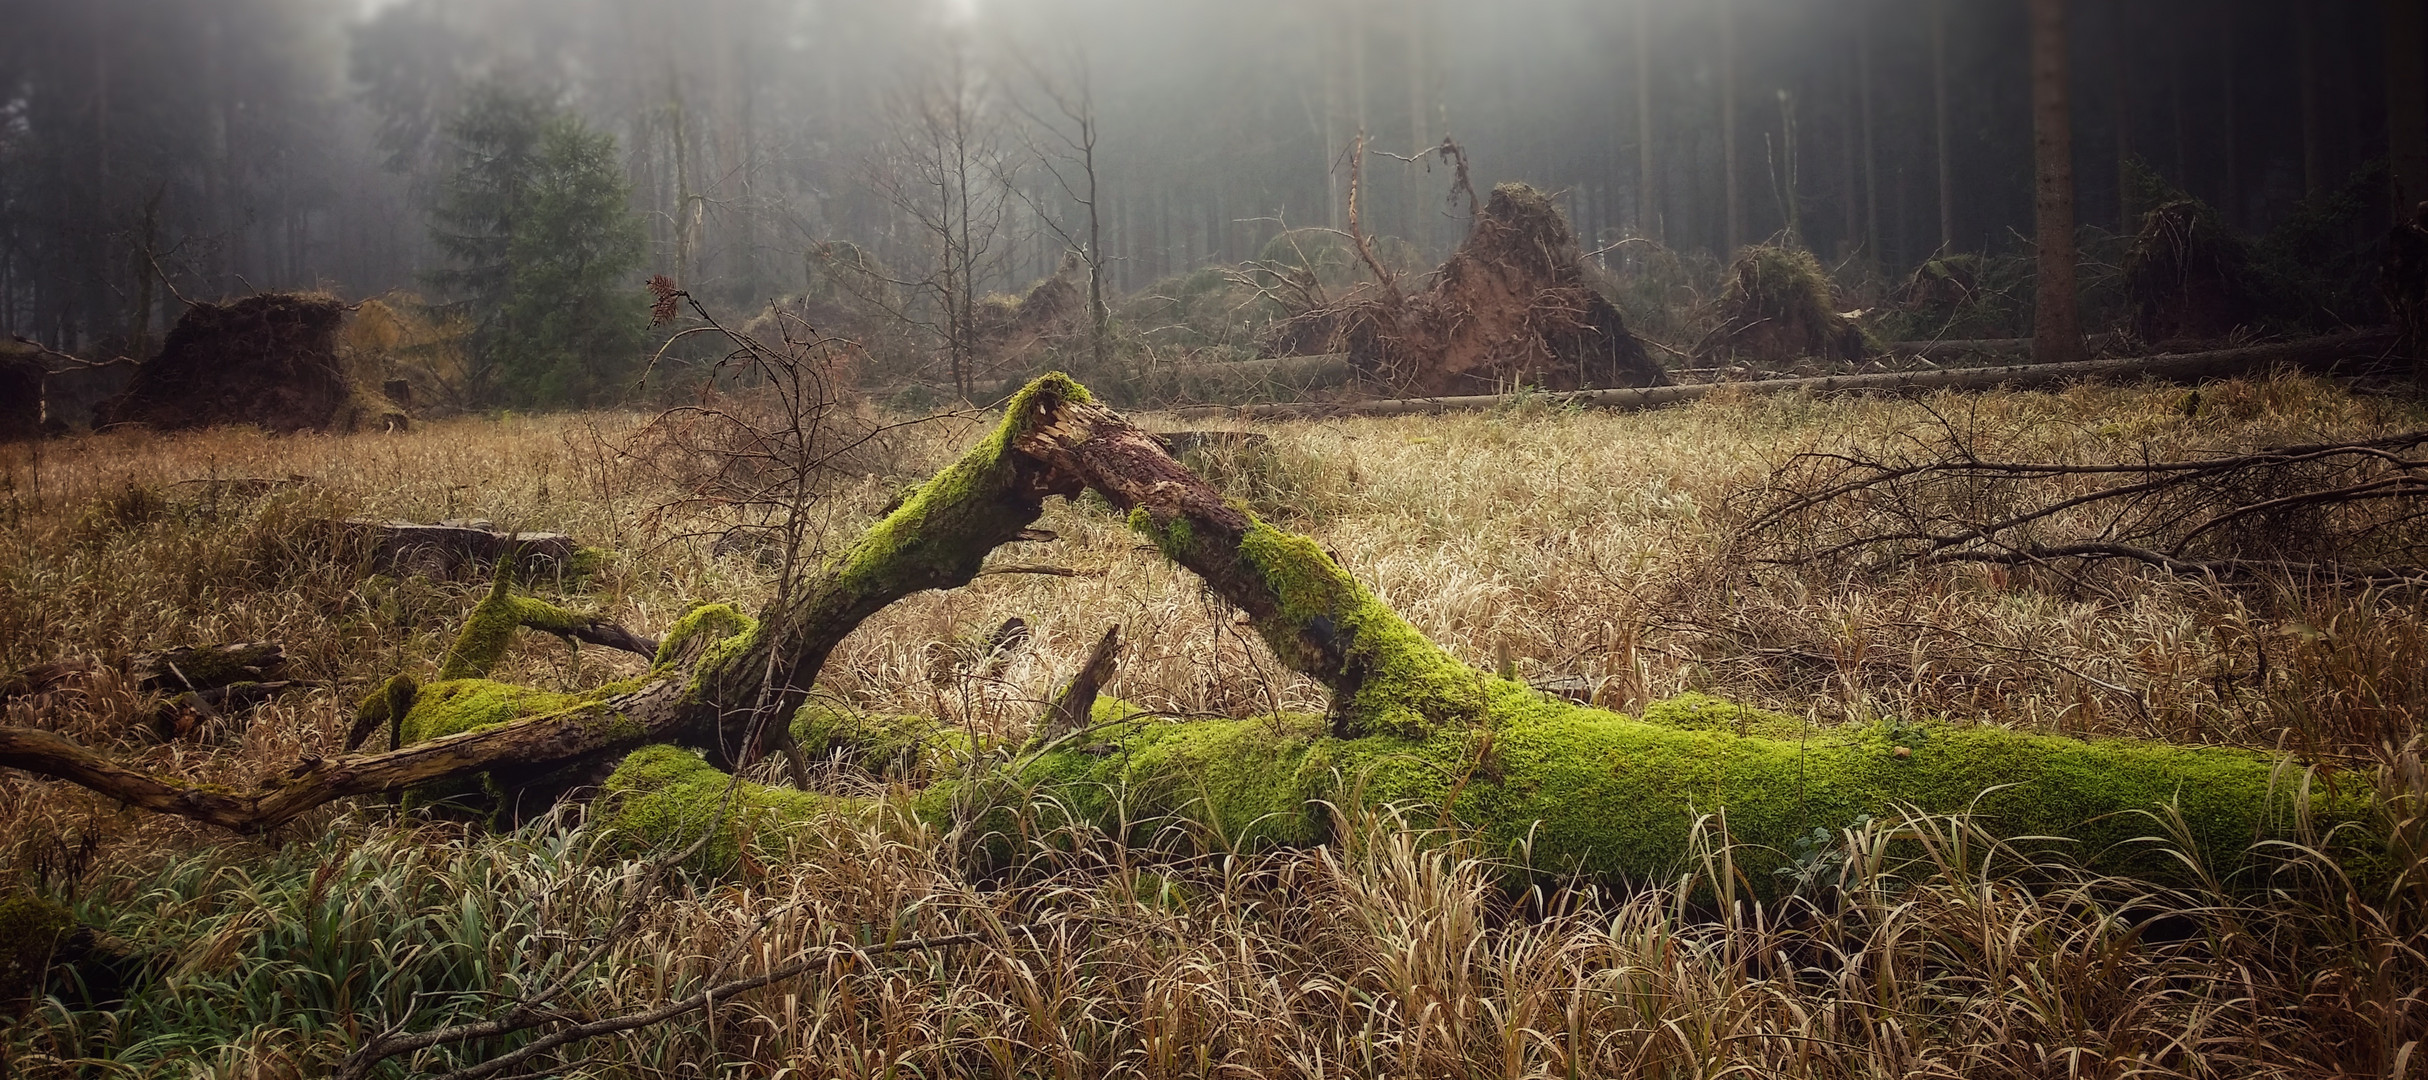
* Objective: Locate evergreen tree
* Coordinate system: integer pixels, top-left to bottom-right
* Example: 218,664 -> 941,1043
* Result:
427,83 -> 647,407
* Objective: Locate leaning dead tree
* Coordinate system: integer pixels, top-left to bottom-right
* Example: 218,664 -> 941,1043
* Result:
0,375 -> 2390,898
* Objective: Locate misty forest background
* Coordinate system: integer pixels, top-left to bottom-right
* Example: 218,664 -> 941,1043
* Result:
0,0 -> 2416,406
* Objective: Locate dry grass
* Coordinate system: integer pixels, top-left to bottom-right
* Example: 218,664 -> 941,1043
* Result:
1,374 -> 2424,1077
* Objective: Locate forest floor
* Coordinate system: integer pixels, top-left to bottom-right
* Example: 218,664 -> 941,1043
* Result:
1,373 -> 2424,1078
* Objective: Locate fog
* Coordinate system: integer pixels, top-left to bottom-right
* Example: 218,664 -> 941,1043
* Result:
0,0 -> 2403,355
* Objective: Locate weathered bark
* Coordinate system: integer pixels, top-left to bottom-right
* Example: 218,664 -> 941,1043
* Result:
1223,331 -> 2401,420
2029,0 -> 2086,365
152,681 -> 300,741
1040,625 -> 1122,741
337,520 -> 586,581
597,379 -> 2383,897
131,642 -> 284,693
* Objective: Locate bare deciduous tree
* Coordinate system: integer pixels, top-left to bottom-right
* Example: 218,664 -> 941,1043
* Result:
868,41 -> 1016,399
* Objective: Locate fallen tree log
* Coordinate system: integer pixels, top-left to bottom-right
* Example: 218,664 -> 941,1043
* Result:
1208,329 -> 2401,420
1883,333 -> 2121,360
0,376 -> 2389,896
336,520 -> 590,580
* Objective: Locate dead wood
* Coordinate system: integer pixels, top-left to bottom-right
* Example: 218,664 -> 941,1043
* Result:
130,642 -> 285,694
0,661 -> 93,701
0,375 -> 1416,828
151,682 -> 302,741
1733,424 -> 2428,588
1222,329 -> 2402,420
338,519 -> 586,580
1041,625 -> 1123,740
1885,333 -> 2121,360
1699,245 -> 1868,365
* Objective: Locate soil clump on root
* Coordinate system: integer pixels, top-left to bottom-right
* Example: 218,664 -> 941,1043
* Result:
1262,184 -> 1668,396
1700,245 -> 1869,367
96,293 -> 408,434
2125,199 -> 2264,348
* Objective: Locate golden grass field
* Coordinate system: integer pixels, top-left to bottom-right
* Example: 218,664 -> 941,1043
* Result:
1,374 -> 2423,1078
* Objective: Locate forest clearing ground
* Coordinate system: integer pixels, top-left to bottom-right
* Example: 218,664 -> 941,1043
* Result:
0,375 -> 2423,1077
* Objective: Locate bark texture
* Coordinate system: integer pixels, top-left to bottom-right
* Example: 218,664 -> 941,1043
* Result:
2029,0 -> 2086,365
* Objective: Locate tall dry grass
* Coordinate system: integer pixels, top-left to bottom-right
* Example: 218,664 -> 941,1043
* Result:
1,374 -> 2424,1077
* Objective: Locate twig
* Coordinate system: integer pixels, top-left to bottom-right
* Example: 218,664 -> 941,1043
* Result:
404,931 -> 987,1080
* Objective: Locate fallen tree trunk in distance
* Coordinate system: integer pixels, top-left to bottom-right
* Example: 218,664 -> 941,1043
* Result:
2,641 -> 286,701
1884,333 -> 2121,360
1209,329 -> 2401,421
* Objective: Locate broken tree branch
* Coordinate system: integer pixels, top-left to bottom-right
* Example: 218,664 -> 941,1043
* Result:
1734,422 -> 2428,587
1041,625 -> 1122,740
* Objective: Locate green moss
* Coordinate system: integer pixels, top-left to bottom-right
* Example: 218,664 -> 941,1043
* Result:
601,745 -> 839,869
792,701 -> 977,781
655,603 -> 757,669
1127,506 -> 1195,561
929,687 -> 2374,898
0,893 -> 75,1007
1235,519 -> 1488,740
351,674 -> 420,751
823,373 -> 1087,594
396,680 -> 590,745
1635,692 -> 1810,739
436,562 -> 606,681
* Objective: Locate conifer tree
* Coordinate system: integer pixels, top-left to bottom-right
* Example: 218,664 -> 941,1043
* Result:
428,83 -> 647,407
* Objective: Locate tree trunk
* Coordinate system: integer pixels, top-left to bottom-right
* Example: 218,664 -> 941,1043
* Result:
2113,0 -> 2136,229
1858,1 -> 1879,265
604,387 -> 2383,899
1636,0 -> 1660,244
1720,0 -> 1742,254
2388,0 -> 2428,217
2030,0 -> 2086,365
1932,0 -> 1955,251
2298,0 -> 2322,199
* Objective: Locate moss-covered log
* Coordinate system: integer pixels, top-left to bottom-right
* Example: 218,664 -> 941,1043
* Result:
0,372 -> 2393,896
606,690 -> 2375,895
602,378 -> 2383,895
